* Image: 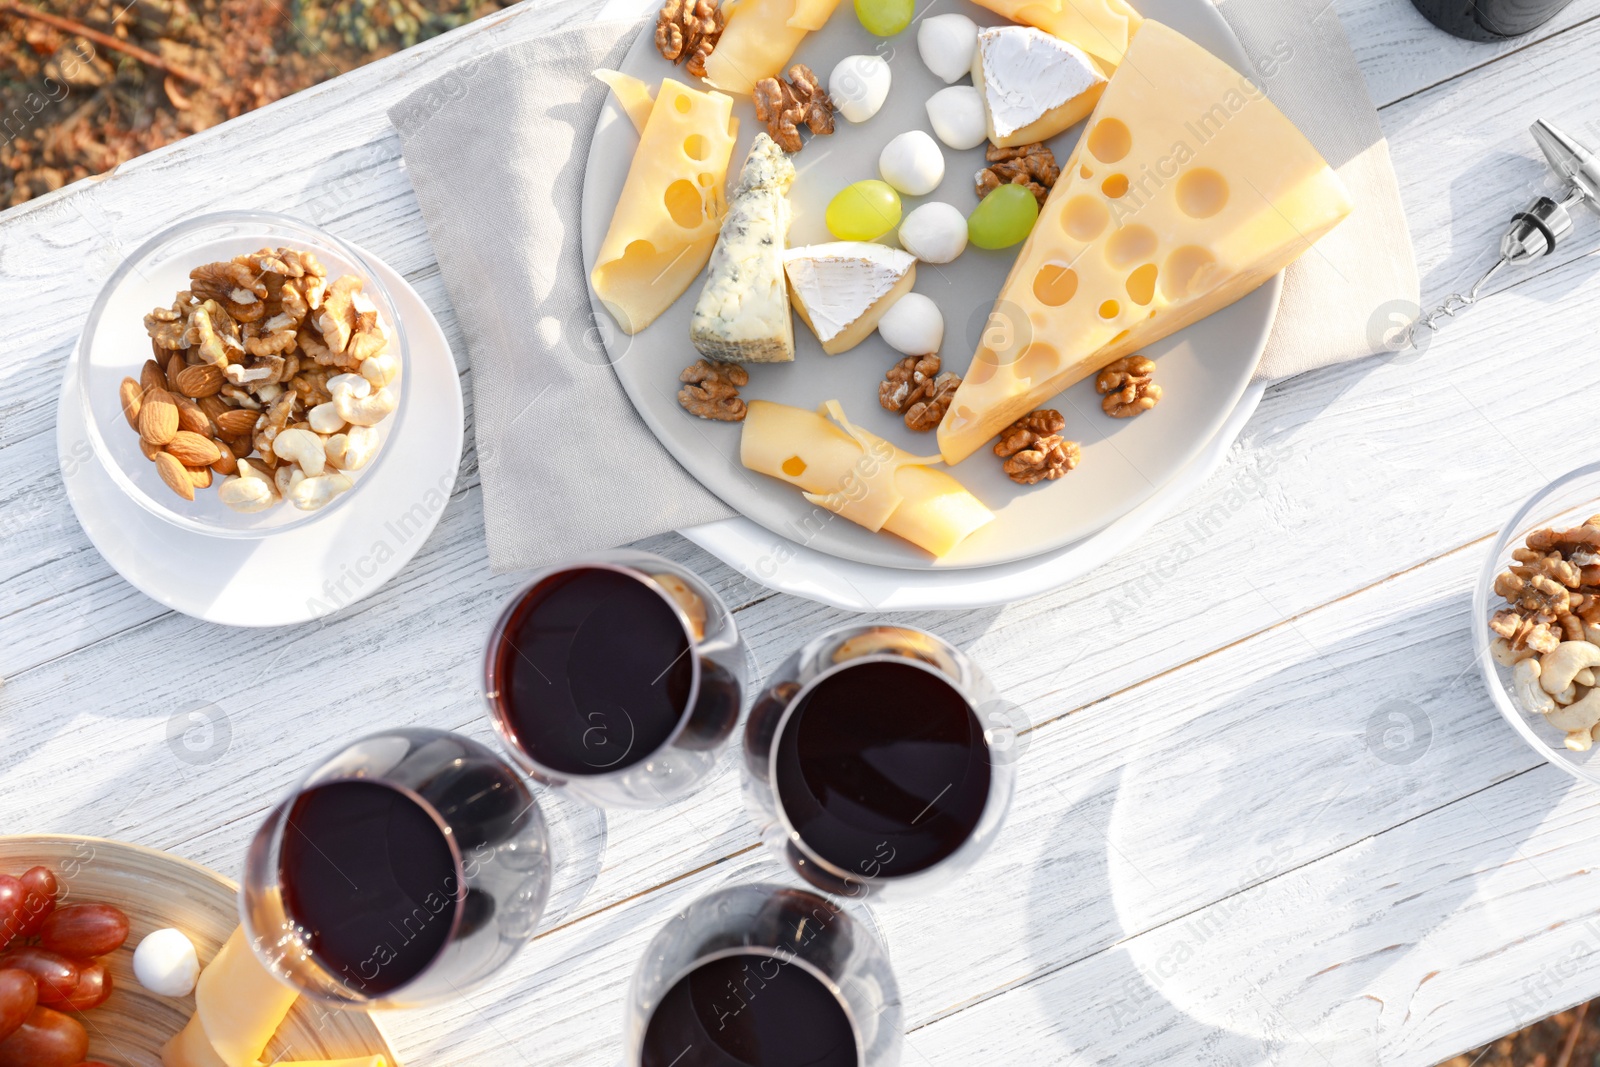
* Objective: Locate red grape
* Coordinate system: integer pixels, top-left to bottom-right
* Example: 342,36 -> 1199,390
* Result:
13,872 -> 55,942
49,966 -> 106,1016
0,972 -> 36,1044
0,878 -> 22,951
0,953 -> 75,1009
0,1007 -> 88,1067
38,908 -> 127,960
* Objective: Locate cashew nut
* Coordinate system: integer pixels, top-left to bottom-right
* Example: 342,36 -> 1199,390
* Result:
1512,658 -> 1556,717
217,474 -> 278,513
360,354 -> 400,390
1579,667 -> 1597,687
325,425 -> 379,471
1546,687 -> 1600,734
275,463 -> 304,499
287,471 -> 354,511
334,386 -> 397,427
1539,641 -> 1600,695
328,373 -> 369,400
271,428 -> 326,477
308,402 -> 345,435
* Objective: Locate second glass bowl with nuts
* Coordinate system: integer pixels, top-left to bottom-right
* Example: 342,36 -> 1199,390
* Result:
76,212 -> 409,537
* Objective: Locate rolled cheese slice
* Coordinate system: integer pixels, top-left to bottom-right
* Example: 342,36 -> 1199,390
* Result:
196,928 -> 300,1067
741,400 -> 993,557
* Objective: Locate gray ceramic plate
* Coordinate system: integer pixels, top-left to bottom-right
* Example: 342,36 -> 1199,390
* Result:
582,0 -> 1276,570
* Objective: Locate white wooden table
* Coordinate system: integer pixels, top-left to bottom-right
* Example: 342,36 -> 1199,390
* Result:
3,0 -> 1599,1063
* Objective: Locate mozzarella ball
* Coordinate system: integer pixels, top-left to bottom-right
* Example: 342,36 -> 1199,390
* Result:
878,131 -> 945,196
878,293 -> 945,356
898,202 -> 968,264
925,86 -> 986,150
133,928 -> 200,997
829,54 -> 892,124
917,13 -> 979,83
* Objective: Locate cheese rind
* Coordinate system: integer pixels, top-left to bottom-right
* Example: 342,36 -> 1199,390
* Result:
968,0 -> 1142,72
691,133 -> 797,363
591,79 -> 738,335
938,21 -> 1353,464
593,69 -> 656,134
783,242 -> 916,355
741,400 -> 993,556
972,26 -> 1106,148
702,0 -> 844,95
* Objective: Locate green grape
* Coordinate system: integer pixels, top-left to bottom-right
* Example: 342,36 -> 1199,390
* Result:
826,180 -> 903,241
967,184 -> 1040,250
855,0 -> 914,37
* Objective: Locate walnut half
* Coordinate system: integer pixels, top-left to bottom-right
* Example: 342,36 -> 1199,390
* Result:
1096,355 -> 1163,418
754,65 -> 834,154
975,142 -> 1060,206
678,360 -> 748,422
994,409 -> 1080,485
879,354 -> 960,432
655,0 -> 725,78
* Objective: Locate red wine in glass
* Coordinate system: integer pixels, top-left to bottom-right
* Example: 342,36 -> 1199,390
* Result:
1410,0 -> 1574,40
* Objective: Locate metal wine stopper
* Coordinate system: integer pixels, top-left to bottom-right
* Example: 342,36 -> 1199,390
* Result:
1401,119 -> 1600,347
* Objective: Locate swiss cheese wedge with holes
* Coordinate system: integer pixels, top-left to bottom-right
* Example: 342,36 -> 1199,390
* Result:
938,21 -> 1352,465
701,0 -> 843,96
591,79 -> 738,335
593,69 -> 656,133
968,0 -> 1142,72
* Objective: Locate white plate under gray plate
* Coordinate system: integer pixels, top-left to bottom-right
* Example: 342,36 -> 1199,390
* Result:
56,248 -> 465,627
583,0 -> 1278,571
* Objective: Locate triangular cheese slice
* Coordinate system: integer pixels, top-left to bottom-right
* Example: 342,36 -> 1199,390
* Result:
972,26 -> 1107,148
938,21 -> 1353,464
968,0 -> 1142,72
593,69 -> 656,134
784,243 -> 916,355
691,133 -> 797,363
702,0 -> 844,95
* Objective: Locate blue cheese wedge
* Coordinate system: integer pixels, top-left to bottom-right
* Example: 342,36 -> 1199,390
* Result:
783,242 -> 917,355
972,26 -> 1106,148
691,133 -> 798,363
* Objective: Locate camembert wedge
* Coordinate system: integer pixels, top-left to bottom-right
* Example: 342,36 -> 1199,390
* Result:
937,21 -> 1353,464
741,400 -> 994,557
784,242 -> 915,355
590,79 -> 738,335
968,0 -> 1142,73
972,26 -> 1106,148
691,133 -> 797,363
702,0 -> 843,96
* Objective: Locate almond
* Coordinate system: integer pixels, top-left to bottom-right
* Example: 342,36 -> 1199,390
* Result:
215,408 -> 261,437
174,363 -> 224,398
119,377 -> 142,431
221,434 -> 252,461
166,353 -> 185,389
165,430 -> 222,468
138,387 -> 179,445
154,451 -> 194,501
175,396 -> 213,436
197,394 -> 230,422
140,359 -> 168,394
211,439 -> 238,476
188,466 -> 213,490
139,438 -> 162,461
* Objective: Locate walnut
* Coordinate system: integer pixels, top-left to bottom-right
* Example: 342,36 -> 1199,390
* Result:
754,64 -> 833,154
994,409 -> 1079,485
879,354 -> 940,413
906,374 -> 960,432
1489,520 -> 1600,653
1096,355 -> 1163,418
144,304 -> 188,350
975,143 -> 1060,206
678,359 -> 748,421
655,0 -> 725,78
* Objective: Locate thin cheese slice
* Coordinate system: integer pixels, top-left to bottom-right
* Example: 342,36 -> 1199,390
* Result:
593,69 -> 656,133
195,928 -> 300,1067
784,243 -> 916,355
591,79 -> 738,334
972,26 -> 1106,148
701,0 -> 844,95
162,1015 -> 227,1067
742,400 -> 994,556
968,0 -> 1142,72
938,21 -> 1353,464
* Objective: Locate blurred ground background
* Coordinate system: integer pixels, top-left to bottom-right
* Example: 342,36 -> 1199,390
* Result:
0,0 -> 509,207
1440,1003 -> 1600,1067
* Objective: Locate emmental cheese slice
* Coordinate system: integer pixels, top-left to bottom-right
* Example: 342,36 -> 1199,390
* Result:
591,79 -> 738,335
195,928 -> 300,1067
701,0 -> 843,96
784,243 -> 915,355
972,26 -> 1106,148
691,133 -> 797,362
593,69 -> 656,134
742,400 -> 994,557
968,0 -> 1142,73
937,21 -> 1353,464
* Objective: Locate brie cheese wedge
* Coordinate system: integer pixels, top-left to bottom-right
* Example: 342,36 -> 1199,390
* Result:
783,242 -> 916,355
972,26 -> 1107,148
691,133 -> 798,363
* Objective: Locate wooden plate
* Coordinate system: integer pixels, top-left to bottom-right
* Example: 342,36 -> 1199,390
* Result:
0,835 -> 400,1067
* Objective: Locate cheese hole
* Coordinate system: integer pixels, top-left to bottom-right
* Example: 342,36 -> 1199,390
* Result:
664,179 -> 704,228
1163,245 -> 1220,299
781,456 -> 807,477
1087,118 -> 1131,164
1033,264 -> 1078,307
1101,174 -> 1129,198
674,93 -> 693,114
966,351 -> 1001,386
1079,165 -> 1093,179
1016,343 -> 1058,383
950,404 -> 976,430
697,172 -> 714,187
1108,330 -> 1130,347
1062,196 -> 1109,242
1099,300 -> 1120,319
1105,224 -> 1157,268
1125,263 -> 1158,306
1176,167 -> 1229,219
684,134 -> 711,161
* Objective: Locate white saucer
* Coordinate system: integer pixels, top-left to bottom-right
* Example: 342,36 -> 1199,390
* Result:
56,250 -> 465,627
682,381 -> 1265,611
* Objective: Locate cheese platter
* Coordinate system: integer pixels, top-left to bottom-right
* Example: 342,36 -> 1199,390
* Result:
581,0 -> 1351,571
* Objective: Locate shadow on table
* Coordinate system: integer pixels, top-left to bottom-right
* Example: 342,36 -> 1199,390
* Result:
1018,586 -> 1570,1063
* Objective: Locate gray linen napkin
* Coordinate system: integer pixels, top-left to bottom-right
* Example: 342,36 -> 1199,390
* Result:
390,1 -> 1417,572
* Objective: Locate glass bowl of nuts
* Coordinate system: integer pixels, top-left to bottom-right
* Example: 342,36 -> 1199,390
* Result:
1476,461 -> 1600,785
76,211 -> 409,538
